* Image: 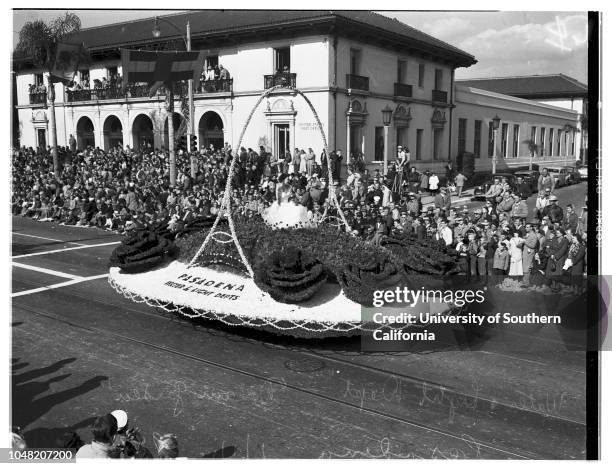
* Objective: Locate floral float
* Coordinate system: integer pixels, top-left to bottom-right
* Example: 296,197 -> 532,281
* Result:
108,85 -> 462,337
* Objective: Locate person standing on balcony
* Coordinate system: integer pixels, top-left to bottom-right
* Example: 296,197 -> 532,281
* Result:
219,65 -> 230,80
219,65 -> 230,91
69,135 -> 76,153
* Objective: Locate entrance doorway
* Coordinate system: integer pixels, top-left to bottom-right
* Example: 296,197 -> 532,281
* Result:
274,123 -> 290,159
349,126 -> 362,157
36,129 -> 47,149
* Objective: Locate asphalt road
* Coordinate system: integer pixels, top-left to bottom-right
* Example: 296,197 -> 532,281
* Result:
10,185 -> 588,459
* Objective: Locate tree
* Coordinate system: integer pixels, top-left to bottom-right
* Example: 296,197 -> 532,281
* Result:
15,13 -> 88,177
522,139 -> 540,171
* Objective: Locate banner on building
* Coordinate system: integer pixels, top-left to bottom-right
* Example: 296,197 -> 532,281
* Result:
50,42 -> 86,85
120,49 -> 206,96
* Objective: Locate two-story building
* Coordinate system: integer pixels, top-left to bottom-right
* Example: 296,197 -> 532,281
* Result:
13,10 -> 583,175
13,10 -> 474,172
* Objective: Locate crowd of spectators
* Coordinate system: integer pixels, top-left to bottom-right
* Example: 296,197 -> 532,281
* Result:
11,141 -> 587,282
27,83 -> 47,94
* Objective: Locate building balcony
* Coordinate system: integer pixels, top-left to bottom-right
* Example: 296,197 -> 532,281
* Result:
394,83 -> 413,98
195,78 -> 233,94
432,89 -> 448,103
264,73 -> 296,89
346,74 -> 369,92
65,80 -> 233,104
66,85 -> 150,102
29,91 -> 47,105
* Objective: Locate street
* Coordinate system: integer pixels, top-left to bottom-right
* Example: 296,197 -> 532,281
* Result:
10,180 -> 588,459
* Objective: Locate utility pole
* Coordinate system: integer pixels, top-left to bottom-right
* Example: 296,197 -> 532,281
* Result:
186,21 -> 196,178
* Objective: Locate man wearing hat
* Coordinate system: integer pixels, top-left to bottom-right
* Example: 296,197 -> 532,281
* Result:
522,223 -> 539,281
453,218 -> 468,240
471,207 -> 483,225
434,187 -> 451,214
406,193 -> 420,217
497,190 -> 515,215
414,217 -> 427,240
542,195 -> 564,224
511,194 -> 529,221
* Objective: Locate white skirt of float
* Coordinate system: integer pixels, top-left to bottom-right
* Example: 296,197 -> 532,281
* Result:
108,261 -> 451,334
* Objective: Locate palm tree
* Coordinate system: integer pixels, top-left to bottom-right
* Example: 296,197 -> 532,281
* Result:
15,13 -> 87,177
522,139 -> 540,171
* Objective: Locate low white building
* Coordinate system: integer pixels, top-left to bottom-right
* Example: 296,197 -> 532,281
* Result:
457,74 -> 587,163
12,10 -> 584,175
451,85 -> 579,172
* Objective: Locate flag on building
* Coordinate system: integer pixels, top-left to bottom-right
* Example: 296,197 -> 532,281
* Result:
120,49 -> 206,96
50,42 -> 85,85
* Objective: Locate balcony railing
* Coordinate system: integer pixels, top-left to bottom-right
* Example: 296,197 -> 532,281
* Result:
29,91 -> 47,105
264,73 -> 296,89
65,80 -> 233,103
394,83 -> 413,98
195,78 -> 233,94
346,74 -> 369,91
432,89 -> 448,103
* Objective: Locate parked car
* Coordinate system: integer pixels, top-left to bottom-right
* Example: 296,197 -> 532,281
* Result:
472,173 -> 517,199
512,170 -> 539,193
546,167 -> 570,188
577,165 -> 588,180
563,166 -> 580,184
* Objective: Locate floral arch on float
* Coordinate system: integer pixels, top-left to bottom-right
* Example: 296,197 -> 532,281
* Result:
108,84 -> 462,338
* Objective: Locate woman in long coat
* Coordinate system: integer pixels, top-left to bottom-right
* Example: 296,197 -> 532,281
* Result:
305,148 -> 316,176
567,233 -> 586,277
546,228 -> 569,277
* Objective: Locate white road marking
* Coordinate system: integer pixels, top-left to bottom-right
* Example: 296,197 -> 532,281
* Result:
11,274 -> 110,298
12,232 -> 86,246
12,241 -> 120,259
12,262 -> 83,280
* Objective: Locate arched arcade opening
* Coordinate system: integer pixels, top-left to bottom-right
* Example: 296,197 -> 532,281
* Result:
103,115 -> 123,150
198,111 -> 224,151
132,114 -> 154,151
76,116 -> 95,150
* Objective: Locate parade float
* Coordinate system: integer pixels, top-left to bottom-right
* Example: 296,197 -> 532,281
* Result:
107,85 -> 465,337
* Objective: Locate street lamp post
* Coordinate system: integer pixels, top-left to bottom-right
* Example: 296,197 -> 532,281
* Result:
382,105 -> 393,176
492,115 -> 501,175
152,17 -> 196,182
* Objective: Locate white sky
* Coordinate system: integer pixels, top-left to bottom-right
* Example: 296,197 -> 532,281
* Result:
12,9 -> 589,84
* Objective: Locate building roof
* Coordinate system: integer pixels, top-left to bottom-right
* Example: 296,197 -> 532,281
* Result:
15,10 -> 476,68
456,74 -> 587,99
